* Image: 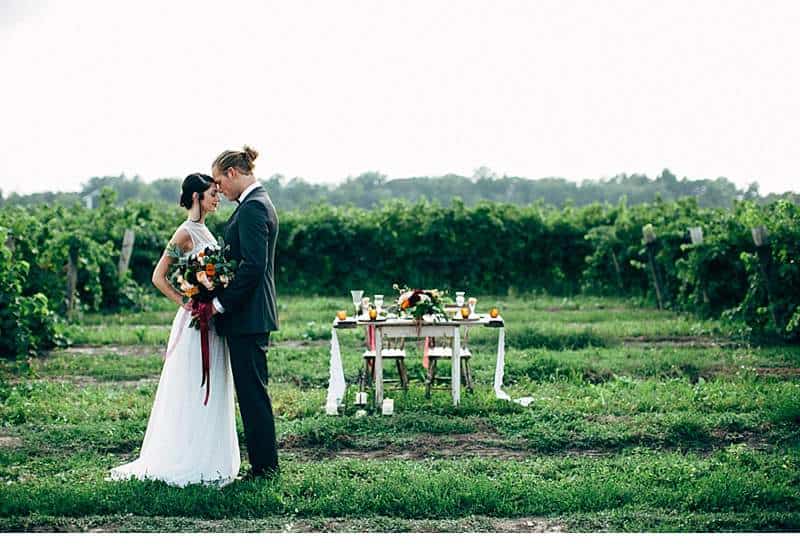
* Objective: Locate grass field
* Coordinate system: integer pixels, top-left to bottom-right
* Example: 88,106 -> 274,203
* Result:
1,295 -> 799,532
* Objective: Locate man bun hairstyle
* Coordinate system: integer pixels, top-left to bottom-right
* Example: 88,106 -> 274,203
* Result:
179,173 -> 214,210
213,145 -> 259,175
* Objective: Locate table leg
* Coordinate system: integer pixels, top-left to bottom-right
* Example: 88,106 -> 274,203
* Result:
374,327 -> 384,409
452,326 -> 461,406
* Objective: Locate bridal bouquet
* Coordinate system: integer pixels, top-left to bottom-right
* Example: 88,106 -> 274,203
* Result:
391,283 -> 450,322
166,241 -> 237,328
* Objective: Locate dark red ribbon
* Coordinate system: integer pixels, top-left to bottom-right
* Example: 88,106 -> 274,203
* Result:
192,300 -> 214,406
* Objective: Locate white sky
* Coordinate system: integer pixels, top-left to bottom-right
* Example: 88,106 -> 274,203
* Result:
1,0 -> 799,196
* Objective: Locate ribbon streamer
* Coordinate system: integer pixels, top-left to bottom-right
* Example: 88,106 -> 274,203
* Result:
192,300 -> 214,406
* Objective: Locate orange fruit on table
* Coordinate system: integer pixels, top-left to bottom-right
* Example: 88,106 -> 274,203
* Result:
490,307 -> 499,318
336,310 -> 347,321
460,306 -> 470,319
368,308 -> 378,320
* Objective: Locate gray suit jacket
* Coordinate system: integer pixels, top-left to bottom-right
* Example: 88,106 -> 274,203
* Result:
217,186 -> 280,335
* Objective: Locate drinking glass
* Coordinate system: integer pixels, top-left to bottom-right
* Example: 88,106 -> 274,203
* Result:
468,297 -> 477,317
374,294 -> 384,314
350,290 -> 363,317
455,291 -> 465,307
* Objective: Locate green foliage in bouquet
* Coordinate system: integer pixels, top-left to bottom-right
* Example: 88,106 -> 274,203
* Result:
166,240 -> 237,328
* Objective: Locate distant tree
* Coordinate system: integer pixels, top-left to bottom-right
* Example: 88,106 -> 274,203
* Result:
472,166 -> 497,182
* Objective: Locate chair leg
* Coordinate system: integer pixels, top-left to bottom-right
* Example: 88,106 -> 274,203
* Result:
425,359 -> 437,399
358,368 -> 367,393
364,357 -> 374,387
396,358 -> 409,390
461,357 -> 474,393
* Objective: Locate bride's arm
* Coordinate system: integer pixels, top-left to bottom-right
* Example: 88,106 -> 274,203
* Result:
151,229 -> 192,308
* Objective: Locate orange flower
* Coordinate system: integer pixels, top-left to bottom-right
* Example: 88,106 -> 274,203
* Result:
401,300 -> 410,310
205,263 -> 216,277
184,286 -> 199,297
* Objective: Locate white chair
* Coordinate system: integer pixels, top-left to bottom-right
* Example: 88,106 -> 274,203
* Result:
360,337 -> 409,391
424,337 -> 474,398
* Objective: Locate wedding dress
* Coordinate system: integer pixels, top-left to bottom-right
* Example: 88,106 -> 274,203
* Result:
108,220 -> 240,487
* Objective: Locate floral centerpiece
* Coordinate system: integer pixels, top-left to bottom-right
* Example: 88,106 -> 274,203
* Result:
391,283 -> 450,322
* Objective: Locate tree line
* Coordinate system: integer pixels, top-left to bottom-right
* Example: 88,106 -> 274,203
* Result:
2,168 -> 797,211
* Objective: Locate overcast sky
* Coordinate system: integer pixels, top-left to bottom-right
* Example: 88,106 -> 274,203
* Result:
1,0 -> 799,196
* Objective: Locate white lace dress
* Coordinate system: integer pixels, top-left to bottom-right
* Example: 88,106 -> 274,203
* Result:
109,220 -> 240,487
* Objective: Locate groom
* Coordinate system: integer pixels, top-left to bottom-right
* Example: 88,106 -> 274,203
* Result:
210,146 -> 280,478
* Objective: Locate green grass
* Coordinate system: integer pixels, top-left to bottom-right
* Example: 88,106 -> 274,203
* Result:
1,294 -> 799,532
1,449 -> 798,520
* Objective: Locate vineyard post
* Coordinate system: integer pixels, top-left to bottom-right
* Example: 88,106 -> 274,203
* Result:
751,225 -> 780,329
688,227 -> 709,304
610,251 -> 624,290
118,228 -> 136,279
66,248 -> 78,320
643,225 -> 664,310
4,234 -> 13,253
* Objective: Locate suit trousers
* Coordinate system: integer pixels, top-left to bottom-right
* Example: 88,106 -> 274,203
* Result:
227,332 -> 278,474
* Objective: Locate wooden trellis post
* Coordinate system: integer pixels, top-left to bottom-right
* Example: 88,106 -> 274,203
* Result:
118,228 -> 135,279
688,227 -> 709,304
643,224 -> 665,310
610,251 -> 624,290
65,248 -> 78,320
751,225 -> 780,328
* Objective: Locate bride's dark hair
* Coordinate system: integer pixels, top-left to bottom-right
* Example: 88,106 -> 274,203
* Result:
179,173 -> 214,210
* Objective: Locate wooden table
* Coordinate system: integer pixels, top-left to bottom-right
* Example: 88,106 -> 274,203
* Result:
333,315 -> 504,408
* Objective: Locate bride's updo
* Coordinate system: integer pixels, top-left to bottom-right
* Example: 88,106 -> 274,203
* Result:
179,173 -> 214,209
212,145 -> 259,175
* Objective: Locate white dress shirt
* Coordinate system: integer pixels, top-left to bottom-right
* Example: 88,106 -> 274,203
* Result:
212,181 -> 263,314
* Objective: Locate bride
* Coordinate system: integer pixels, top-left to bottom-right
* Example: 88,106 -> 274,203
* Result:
108,173 -> 240,487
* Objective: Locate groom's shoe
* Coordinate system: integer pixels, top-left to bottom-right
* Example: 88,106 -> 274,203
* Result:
238,467 -> 279,482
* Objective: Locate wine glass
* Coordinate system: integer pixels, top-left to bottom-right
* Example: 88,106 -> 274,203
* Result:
455,291 -> 465,307
374,294 -> 384,314
350,290 -> 363,318
468,297 -> 477,317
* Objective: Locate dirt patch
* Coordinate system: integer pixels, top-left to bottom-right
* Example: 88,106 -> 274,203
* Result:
0,515 -> 567,533
622,336 -> 739,348
491,518 -> 565,533
60,345 -> 164,357
753,367 -> 800,379
47,375 -> 159,388
0,435 -> 22,449
285,432 -> 536,460
272,339 -> 329,349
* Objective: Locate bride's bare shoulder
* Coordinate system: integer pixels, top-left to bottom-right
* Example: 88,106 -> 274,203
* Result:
169,225 -> 193,254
